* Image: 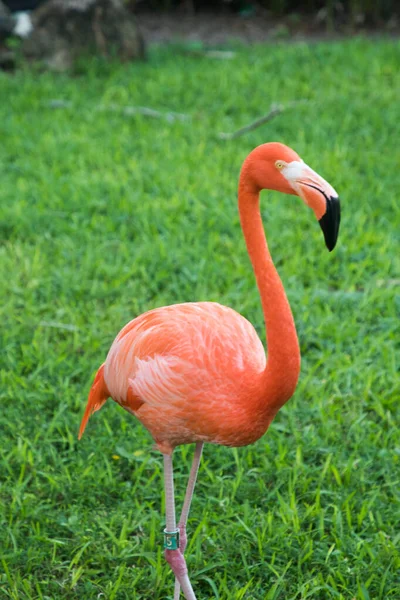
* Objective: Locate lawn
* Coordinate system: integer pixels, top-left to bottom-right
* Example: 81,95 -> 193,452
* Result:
0,36 -> 399,600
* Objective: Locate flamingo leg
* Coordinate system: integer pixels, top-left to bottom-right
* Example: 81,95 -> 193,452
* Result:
163,453 -> 197,600
174,442 -> 204,600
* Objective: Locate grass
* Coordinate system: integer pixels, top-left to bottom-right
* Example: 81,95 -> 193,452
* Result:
0,36 -> 399,600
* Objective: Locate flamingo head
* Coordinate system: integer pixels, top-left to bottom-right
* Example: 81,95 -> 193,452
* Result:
243,142 -> 341,252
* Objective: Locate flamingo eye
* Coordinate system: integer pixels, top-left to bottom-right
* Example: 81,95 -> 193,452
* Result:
275,161 -> 285,170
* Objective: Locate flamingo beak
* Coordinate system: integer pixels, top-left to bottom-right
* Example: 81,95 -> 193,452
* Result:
281,161 -> 341,252
318,195 -> 341,252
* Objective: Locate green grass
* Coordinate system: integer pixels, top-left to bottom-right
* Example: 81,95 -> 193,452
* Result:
1,37 -> 399,599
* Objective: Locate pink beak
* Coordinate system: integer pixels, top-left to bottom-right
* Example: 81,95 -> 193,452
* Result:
284,162 -> 341,252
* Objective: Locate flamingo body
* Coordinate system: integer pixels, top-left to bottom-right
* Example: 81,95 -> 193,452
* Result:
82,302 -> 275,453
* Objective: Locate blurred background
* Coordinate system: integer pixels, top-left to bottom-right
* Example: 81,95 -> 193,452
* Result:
1,0 -> 400,72
1,1 -> 399,599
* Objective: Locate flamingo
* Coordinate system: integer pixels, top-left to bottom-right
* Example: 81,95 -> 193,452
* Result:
78,142 -> 340,599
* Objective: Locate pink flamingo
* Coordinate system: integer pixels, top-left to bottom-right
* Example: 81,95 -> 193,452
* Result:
79,143 -> 340,599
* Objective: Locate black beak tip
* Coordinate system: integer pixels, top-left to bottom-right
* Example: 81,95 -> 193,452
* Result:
326,234 -> 336,252
319,195 -> 341,252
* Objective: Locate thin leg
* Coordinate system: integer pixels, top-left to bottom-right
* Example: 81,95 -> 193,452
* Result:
163,453 -> 197,600
174,442 -> 204,600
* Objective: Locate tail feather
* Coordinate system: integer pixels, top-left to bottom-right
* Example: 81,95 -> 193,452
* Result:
78,363 -> 109,440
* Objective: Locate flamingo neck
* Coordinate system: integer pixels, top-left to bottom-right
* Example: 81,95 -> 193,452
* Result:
238,177 -> 301,417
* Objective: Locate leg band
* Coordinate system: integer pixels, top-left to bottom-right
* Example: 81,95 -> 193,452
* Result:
164,528 -> 180,550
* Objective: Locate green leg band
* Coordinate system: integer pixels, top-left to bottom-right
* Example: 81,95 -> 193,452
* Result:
163,528 -> 180,550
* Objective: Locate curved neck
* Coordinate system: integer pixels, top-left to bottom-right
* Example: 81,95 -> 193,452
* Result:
238,177 -> 300,414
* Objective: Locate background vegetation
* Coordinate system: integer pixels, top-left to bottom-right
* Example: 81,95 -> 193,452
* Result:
142,0 -> 400,28
1,37 -> 399,599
